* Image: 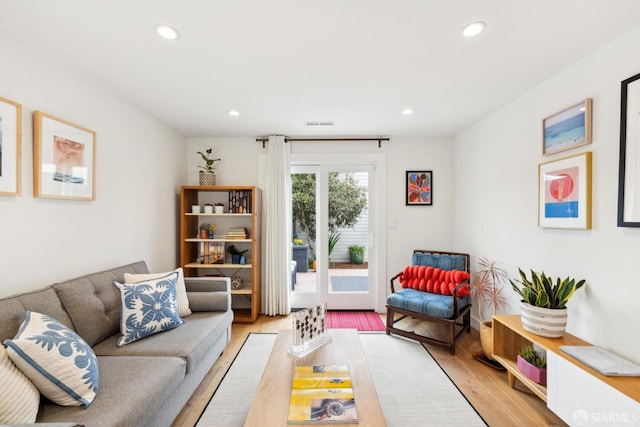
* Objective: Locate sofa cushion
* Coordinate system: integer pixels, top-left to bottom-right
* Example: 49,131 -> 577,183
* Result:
386,288 -> 470,319
93,310 -> 233,373
54,261 -> 150,346
412,252 -> 467,271
124,267 -> 192,317
113,272 -> 184,346
0,344 -> 40,424
3,311 -> 99,408
398,266 -> 470,297
36,355 -> 186,427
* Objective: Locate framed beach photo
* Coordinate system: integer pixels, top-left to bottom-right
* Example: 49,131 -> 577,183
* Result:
538,152 -> 592,229
33,111 -> 96,201
406,170 -> 432,205
0,96 -> 22,196
542,98 -> 592,156
617,72 -> 640,227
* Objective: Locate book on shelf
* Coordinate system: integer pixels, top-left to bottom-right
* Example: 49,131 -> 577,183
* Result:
228,190 -> 252,214
288,365 -> 358,424
199,241 -> 224,264
226,227 -> 249,239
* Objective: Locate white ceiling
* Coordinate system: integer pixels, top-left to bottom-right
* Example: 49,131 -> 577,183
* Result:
1,1 -> 640,138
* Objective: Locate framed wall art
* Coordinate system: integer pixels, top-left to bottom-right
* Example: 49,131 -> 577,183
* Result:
406,170 -> 432,206
33,111 -> 96,201
617,72 -> 640,227
538,151 -> 592,229
0,96 -> 22,196
542,98 -> 592,156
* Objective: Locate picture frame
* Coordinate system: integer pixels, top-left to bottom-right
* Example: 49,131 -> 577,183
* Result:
538,152 -> 592,229
542,98 -> 592,156
33,111 -> 96,201
0,96 -> 22,196
617,72 -> 640,227
406,170 -> 432,206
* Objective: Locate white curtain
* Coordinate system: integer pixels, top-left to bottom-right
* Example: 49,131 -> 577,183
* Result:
263,135 -> 292,315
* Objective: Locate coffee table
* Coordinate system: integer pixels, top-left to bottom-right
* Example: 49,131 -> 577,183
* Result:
244,329 -> 386,426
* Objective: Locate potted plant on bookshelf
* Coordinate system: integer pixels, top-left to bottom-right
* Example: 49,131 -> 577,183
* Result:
517,344 -> 547,386
197,148 -> 221,186
198,223 -> 211,239
227,244 -> 248,264
214,202 -> 224,214
510,268 -> 585,338
471,257 -> 509,364
347,244 -> 365,264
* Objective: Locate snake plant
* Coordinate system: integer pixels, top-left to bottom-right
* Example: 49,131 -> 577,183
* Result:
510,268 -> 585,309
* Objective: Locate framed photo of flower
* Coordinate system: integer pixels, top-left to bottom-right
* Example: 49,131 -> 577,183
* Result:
33,111 -> 96,201
0,96 -> 22,196
538,152 -> 592,229
406,170 -> 432,206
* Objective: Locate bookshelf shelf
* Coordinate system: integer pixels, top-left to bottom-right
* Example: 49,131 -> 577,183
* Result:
180,185 -> 261,324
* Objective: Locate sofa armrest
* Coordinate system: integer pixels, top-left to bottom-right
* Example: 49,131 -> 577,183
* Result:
184,277 -> 231,312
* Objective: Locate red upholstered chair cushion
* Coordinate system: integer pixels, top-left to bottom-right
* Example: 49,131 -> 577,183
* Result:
398,266 -> 470,297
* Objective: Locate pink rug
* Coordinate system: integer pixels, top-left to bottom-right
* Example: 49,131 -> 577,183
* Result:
326,311 -> 386,331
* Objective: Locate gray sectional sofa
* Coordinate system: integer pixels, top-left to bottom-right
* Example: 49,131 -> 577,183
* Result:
0,261 -> 234,426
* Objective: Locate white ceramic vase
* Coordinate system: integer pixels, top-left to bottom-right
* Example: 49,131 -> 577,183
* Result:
520,301 -> 567,338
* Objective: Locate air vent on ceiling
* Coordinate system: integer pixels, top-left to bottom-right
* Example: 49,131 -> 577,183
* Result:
304,121 -> 335,127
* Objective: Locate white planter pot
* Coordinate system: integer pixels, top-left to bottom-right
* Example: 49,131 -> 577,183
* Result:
520,301 -> 567,338
214,206 -> 224,214
204,205 -> 213,214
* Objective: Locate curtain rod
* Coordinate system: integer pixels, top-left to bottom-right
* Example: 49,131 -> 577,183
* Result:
256,137 -> 389,148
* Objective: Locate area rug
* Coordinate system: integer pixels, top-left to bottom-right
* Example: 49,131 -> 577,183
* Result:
331,275 -> 368,291
326,311 -> 386,331
196,333 -> 487,427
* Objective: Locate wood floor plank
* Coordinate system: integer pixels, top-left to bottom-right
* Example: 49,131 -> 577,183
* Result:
172,314 -> 566,427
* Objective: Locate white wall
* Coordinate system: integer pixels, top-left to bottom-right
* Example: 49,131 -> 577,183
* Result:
454,25 -> 640,363
0,33 -> 187,298
189,135 -> 456,311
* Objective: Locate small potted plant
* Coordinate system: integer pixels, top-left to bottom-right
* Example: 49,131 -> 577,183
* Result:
204,203 -> 214,214
197,148 -> 221,186
510,268 -> 585,337
198,223 -> 211,239
517,344 -> 547,386
214,202 -> 225,214
348,244 -> 365,264
227,244 -> 248,264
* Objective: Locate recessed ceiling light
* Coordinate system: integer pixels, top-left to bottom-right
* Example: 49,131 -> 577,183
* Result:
228,110 -> 240,117
402,108 -> 414,115
462,21 -> 486,37
156,25 -> 180,40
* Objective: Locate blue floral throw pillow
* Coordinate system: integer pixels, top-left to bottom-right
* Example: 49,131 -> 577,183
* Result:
113,271 -> 183,347
3,311 -> 99,408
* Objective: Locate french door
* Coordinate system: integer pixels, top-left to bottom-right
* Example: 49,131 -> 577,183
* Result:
290,162 -> 378,310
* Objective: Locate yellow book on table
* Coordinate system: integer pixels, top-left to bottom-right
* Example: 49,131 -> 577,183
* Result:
288,365 -> 358,424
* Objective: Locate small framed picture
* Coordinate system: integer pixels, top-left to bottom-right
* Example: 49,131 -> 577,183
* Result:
542,98 -> 592,156
0,96 -> 22,196
33,111 -> 96,201
538,152 -> 592,229
406,170 -> 432,206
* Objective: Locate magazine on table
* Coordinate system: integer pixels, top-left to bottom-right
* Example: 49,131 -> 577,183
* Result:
288,365 -> 358,424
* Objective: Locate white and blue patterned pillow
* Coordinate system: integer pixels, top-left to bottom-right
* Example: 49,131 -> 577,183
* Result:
113,271 -> 183,346
3,311 -> 99,408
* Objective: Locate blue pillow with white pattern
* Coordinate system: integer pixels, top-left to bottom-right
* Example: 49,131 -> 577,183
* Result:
3,311 -> 99,408
113,271 -> 183,346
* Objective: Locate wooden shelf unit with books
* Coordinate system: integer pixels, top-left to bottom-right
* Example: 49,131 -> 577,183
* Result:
180,185 -> 261,323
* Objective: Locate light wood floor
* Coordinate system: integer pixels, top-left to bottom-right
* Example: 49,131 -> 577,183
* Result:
172,314 -> 567,427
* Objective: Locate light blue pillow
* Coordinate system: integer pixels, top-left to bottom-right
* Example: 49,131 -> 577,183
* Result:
3,311 -> 99,408
113,271 -> 183,346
